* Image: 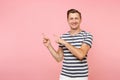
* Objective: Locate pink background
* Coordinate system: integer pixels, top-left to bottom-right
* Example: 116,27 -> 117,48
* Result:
0,0 -> 120,80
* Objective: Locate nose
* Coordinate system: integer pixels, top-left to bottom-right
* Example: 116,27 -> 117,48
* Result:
72,19 -> 76,23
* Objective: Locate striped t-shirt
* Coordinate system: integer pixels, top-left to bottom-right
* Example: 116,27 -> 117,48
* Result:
59,30 -> 93,78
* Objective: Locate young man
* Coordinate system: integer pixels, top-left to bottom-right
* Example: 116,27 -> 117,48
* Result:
43,9 -> 93,80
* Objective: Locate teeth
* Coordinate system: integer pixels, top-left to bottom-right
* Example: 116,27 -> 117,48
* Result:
73,23 -> 77,25
72,24 -> 77,25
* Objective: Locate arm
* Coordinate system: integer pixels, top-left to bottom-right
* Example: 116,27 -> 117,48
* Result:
55,35 -> 91,60
64,42 -> 90,60
47,44 -> 64,62
42,34 -> 64,62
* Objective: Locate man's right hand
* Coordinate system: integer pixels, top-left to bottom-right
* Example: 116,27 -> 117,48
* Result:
42,33 -> 51,47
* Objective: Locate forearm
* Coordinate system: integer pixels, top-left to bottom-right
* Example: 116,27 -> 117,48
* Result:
47,44 -> 62,62
64,42 -> 85,60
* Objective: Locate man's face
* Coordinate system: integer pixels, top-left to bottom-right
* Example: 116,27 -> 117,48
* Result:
67,13 -> 81,30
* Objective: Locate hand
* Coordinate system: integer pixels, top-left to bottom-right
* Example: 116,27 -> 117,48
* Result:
53,34 -> 66,45
42,33 -> 51,47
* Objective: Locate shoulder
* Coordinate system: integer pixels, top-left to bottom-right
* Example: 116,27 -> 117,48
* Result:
82,30 -> 93,37
82,30 -> 93,48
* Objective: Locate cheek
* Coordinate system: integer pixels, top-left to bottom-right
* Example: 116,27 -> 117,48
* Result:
67,20 -> 72,24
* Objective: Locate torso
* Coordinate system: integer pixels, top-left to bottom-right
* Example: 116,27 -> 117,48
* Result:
60,30 -> 89,78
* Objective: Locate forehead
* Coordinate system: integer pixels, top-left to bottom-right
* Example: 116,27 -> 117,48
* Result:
68,13 -> 80,18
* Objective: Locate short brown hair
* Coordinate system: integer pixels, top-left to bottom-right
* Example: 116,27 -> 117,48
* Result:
67,9 -> 81,19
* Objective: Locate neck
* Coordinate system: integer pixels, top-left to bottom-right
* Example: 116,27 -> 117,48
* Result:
69,28 -> 82,35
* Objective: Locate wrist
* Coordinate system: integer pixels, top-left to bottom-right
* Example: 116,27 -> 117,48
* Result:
47,43 -> 52,48
62,41 -> 67,45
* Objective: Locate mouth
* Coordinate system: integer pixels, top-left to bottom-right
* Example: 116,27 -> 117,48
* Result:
71,23 -> 78,26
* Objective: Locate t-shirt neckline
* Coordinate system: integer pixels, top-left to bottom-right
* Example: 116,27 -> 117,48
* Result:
67,30 -> 84,36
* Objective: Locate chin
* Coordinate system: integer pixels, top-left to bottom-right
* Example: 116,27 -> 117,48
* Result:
71,27 -> 78,30
71,26 -> 79,30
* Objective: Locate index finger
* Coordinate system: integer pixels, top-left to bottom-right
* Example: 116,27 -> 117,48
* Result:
53,34 -> 60,38
42,33 -> 49,39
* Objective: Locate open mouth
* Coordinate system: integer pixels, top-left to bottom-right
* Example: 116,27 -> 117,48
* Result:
72,23 -> 78,26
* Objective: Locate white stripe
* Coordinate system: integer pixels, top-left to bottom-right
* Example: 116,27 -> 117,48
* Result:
63,63 -> 88,66
64,57 -> 77,59
62,69 -> 88,73
63,59 -> 87,63
62,37 -> 84,40
62,66 -> 88,70
63,50 -> 70,52
71,43 -> 82,45
65,39 -> 83,43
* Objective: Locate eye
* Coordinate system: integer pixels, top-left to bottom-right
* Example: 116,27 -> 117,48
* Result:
75,17 -> 78,20
69,17 -> 73,20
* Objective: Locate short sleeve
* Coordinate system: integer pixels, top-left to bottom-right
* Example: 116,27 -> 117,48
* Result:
83,33 -> 93,48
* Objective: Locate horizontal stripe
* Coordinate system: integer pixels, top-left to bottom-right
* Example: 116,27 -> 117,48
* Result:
63,63 -> 88,67
62,70 -> 88,75
62,69 -> 88,73
63,61 -> 87,64
62,65 -> 88,70
62,67 -> 88,71
61,73 -> 88,78
62,38 -> 84,41
64,57 -> 86,60
63,59 -> 87,62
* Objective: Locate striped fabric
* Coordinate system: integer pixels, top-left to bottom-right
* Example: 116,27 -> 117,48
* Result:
59,30 -> 93,78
